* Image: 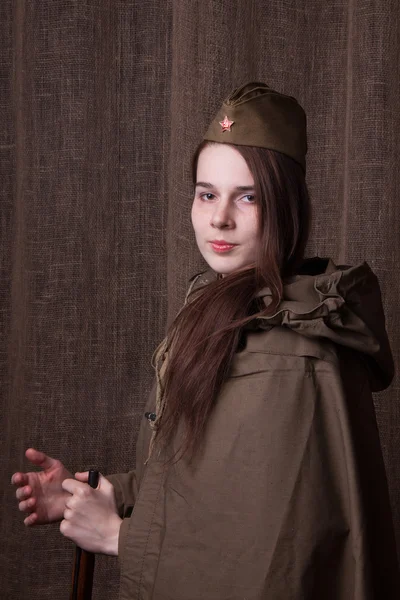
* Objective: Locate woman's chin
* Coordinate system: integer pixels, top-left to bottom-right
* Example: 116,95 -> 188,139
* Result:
202,255 -> 250,276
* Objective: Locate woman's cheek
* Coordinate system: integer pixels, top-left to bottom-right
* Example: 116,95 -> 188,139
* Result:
192,205 -> 209,237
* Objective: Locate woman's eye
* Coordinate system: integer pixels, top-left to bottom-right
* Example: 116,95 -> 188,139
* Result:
242,195 -> 255,203
201,193 -> 215,201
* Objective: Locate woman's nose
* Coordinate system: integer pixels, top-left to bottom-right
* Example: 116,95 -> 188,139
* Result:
210,202 -> 234,229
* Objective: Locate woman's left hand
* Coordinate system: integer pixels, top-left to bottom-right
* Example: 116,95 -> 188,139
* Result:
60,472 -> 122,556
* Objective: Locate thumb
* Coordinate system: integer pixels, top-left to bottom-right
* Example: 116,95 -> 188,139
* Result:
74,471 -> 89,483
25,448 -> 59,470
74,472 -> 111,492
96,473 -> 114,494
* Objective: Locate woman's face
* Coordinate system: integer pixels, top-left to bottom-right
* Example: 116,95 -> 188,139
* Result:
191,143 -> 259,276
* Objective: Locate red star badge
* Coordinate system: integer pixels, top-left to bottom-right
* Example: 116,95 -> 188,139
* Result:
219,116 -> 234,132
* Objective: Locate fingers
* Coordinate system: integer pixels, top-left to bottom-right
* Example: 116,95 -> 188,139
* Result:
11,472 -> 28,486
11,473 -> 35,519
97,474 -> 114,494
75,473 -> 112,494
24,512 -> 38,526
16,485 -> 32,501
74,471 -> 89,483
63,507 -> 73,520
18,496 -> 36,513
59,518 -> 74,540
62,478 -> 87,495
62,473 -> 112,505
25,448 -> 58,470
12,478 -> 33,506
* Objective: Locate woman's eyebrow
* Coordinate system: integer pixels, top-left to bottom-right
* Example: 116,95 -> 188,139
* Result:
195,181 -> 214,189
195,182 -> 255,192
235,185 -> 255,192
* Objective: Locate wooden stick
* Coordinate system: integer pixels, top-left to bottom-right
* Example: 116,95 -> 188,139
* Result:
70,470 -> 99,600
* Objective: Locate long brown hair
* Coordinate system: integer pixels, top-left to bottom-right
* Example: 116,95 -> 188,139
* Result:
155,142 -> 311,461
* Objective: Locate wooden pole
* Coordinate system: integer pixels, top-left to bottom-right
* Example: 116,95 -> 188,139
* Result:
70,470 -> 99,600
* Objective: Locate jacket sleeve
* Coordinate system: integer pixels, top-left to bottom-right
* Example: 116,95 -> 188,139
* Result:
261,346 -> 400,599
105,471 -> 139,562
315,347 -> 400,598
106,471 -> 138,518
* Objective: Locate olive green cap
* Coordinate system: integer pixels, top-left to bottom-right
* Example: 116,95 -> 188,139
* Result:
203,82 -> 307,172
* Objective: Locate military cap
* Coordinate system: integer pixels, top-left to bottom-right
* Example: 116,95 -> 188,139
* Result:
203,82 -> 307,172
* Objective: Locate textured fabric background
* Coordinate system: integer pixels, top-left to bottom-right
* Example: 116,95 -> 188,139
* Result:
1,1 -> 399,598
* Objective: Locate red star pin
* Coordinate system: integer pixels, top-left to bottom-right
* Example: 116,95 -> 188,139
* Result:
219,115 -> 234,132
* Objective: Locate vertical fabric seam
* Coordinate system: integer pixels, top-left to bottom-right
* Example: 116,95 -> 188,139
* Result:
341,0 -> 354,263
137,464 -> 167,598
10,0 -> 27,424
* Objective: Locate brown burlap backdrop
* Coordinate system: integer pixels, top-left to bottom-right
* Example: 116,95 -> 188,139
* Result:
1,1 -> 399,598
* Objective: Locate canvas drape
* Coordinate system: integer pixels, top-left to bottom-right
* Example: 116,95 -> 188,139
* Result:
1,1 -> 399,598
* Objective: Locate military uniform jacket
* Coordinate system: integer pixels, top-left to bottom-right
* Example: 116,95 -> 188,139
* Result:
107,257 -> 400,600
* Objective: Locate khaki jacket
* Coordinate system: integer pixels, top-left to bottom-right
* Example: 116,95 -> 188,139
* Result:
108,257 -> 399,600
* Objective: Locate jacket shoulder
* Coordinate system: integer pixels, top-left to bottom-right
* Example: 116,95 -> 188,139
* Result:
243,325 -> 339,364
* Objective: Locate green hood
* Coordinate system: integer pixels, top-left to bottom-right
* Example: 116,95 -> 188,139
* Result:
193,257 -> 394,393
254,257 -> 394,392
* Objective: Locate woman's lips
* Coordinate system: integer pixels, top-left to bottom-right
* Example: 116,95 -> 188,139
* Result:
209,241 -> 238,253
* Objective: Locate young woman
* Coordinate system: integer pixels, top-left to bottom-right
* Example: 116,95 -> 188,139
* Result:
12,82 -> 400,599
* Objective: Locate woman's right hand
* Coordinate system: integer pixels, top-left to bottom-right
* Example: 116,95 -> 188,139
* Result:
11,448 -> 73,526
